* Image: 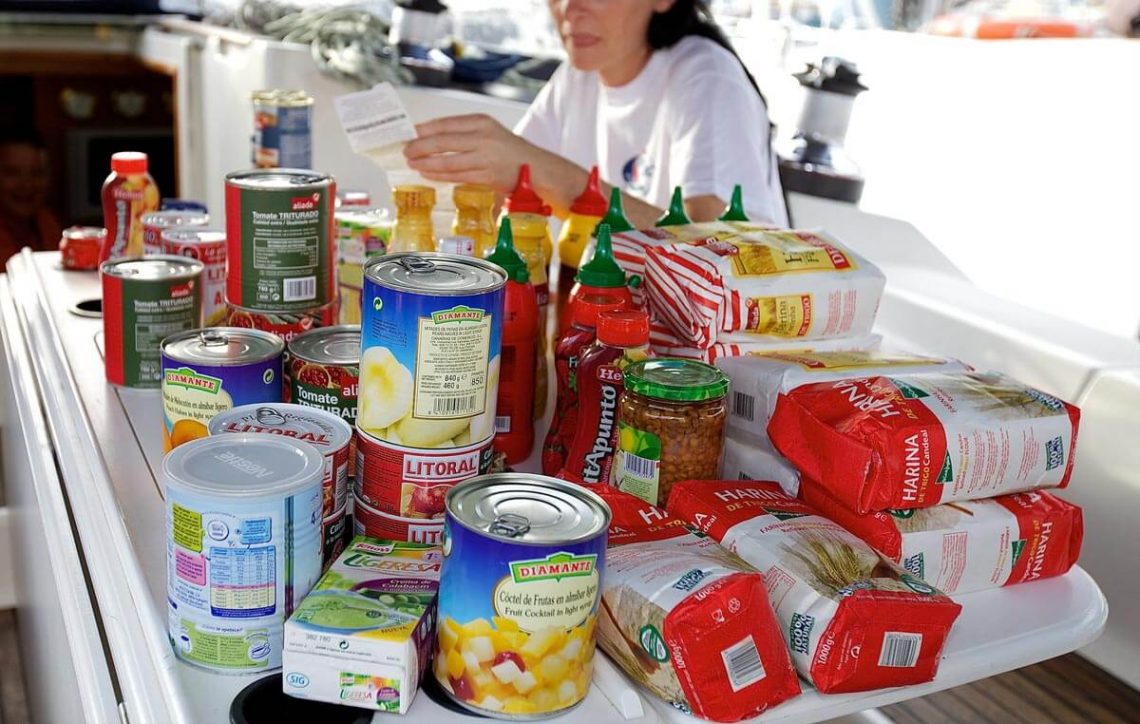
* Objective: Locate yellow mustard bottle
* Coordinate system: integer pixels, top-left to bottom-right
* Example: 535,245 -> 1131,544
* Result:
390,184 -> 435,253
556,166 -> 607,270
452,184 -> 497,258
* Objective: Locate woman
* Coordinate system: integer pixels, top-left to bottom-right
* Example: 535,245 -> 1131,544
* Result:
404,0 -> 788,227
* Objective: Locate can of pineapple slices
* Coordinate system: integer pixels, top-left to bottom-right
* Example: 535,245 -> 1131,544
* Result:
357,253 -> 505,450
434,474 -> 609,718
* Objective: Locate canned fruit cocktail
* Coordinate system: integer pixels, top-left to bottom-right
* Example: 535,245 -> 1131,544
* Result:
161,328 -> 284,452
161,227 -> 227,325
102,255 -> 203,388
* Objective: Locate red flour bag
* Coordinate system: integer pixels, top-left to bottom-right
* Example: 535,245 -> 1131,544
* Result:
667,480 -> 962,694
799,483 -> 1084,594
769,371 -> 1081,514
593,486 -> 800,721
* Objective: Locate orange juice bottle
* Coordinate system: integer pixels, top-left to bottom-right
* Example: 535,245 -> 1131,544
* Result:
101,151 -> 159,262
452,184 -> 497,257
390,185 -> 436,253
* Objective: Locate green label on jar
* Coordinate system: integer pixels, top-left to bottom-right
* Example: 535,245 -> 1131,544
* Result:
616,421 -> 661,505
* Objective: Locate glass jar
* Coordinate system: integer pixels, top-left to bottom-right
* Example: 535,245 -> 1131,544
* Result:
615,358 -> 729,506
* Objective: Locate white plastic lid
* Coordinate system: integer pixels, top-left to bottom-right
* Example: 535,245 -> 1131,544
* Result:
162,434 -> 323,498
208,403 -> 352,452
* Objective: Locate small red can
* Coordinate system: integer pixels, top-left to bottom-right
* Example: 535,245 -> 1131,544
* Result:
225,300 -> 338,344
352,494 -> 443,545
354,428 -> 494,519
60,226 -> 106,270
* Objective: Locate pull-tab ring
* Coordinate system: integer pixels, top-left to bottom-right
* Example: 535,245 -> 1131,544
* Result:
398,256 -> 436,274
489,513 -> 531,538
199,330 -> 228,346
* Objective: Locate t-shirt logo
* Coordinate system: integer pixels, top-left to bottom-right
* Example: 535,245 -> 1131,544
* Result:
622,154 -> 654,195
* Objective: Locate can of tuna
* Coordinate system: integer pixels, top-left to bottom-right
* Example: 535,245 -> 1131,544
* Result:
355,426 -> 494,519
287,325 -> 360,475
102,255 -> 203,388
209,403 -> 352,519
357,253 -> 505,449
252,90 -> 313,170
434,474 -> 610,718
321,503 -> 348,569
161,227 -> 227,326
161,328 -> 284,452
164,434 -> 324,673
142,210 -> 208,256
352,494 -> 444,545
225,300 -> 338,344
224,169 -> 335,311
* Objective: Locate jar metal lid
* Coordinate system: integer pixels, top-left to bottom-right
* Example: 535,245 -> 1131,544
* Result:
623,358 -> 729,402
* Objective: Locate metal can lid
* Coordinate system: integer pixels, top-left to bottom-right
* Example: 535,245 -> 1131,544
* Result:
446,474 -> 610,546
63,226 -> 106,241
141,210 -> 209,227
163,434 -> 324,498
288,325 -> 360,365
162,327 -> 284,366
100,255 -> 203,280
161,227 -> 226,246
225,169 -> 332,189
209,402 -> 352,452
365,252 -> 505,296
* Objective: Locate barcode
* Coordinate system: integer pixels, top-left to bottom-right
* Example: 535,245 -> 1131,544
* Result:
284,276 -> 317,302
721,636 -> 766,692
433,394 -> 479,416
878,632 -> 922,668
494,416 -> 511,433
622,452 -> 657,480
732,392 -> 756,422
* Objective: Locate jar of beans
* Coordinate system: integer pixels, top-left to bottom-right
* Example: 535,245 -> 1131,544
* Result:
614,358 -> 728,506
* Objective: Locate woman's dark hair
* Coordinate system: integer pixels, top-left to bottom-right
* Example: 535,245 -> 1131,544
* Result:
647,0 -> 768,108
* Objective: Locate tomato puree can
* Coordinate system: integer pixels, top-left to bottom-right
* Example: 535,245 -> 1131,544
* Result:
357,253 -> 505,449
161,227 -> 227,325
354,426 -> 494,519
434,474 -> 609,718
160,328 -> 284,452
209,403 -> 351,519
101,255 -> 203,388
165,434 -> 324,673
352,494 -> 444,545
142,209 -> 208,256
60,226 -> 106,270
288,325 -> 360,475
224,169 -> 335,311
225,300 -> 337,345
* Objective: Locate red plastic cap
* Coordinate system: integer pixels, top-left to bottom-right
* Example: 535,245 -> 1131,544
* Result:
503,164 -> 551,216
111,152 -> 149,174
572,293 -> 628,329
597,310 -> 650,347
569,166 -> 608,217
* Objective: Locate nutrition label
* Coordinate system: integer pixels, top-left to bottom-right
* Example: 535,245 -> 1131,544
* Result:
130,297 -> 198,383
210,546 -> 276,617
414,310 -> 491,418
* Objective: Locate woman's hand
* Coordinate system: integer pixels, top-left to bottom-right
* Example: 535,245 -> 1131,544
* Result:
403,114 -> 538,192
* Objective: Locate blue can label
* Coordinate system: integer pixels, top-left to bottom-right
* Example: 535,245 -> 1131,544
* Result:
358,278 -> 503,449
162,356 -> 283,452
254,103 -> 312,169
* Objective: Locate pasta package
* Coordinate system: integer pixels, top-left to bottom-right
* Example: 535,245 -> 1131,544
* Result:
718,350 -> 969,445
667,480 -> 962,694
768,371 -> 1081,514
650,318 -> 882,365
720,434 -> 802,498
799,483 -> 1084,594
642,227 -> 885,349
592,486 -> 800,722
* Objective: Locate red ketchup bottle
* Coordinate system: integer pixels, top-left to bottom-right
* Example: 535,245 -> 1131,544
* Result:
559,309 -> 651,485
484,218 -> 539,465
100,151 -> 159,262
542,293 -> 630,475
559,223 -> 634,336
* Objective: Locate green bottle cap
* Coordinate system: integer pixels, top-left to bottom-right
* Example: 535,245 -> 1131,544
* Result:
655,187 -> 691,227
718,185 -> 749,222
596,187 -> 634,234
575,223 -> 627,288
623,358 -> 729,402
484,218 -> 529,284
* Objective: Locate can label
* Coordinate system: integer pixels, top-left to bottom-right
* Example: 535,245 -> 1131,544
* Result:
353,497 -> 444,545
103,275 -> 201,388
162,233 -> 227,325
168,615 -> 278,672
226,302 -> 337,344
288,357 -> 358,424
433,516 -> 604,716
321,508 -> 348,569
254,103 -> 312,169
355,432 -> 494,518
161,357 -> 282,453
358,281 -> 503,448
225,182 -> 334,311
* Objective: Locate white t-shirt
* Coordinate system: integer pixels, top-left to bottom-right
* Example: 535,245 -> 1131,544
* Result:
515,35 -> 788,226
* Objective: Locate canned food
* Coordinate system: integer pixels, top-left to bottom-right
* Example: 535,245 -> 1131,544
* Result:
161,227 -> 227,325
252,89 -> 313,170
161,198 -> 209,214
165,434 -> 324,673
142,210 -> 208,256
352,495 -> 444,545
101,255 -> 203,388
161,328 -> 284,452
357,253 -> 505,449
337,189 -> 371,208
60,226 -> 106,270
355,427 -> 494,519
321,504 -> 348,569
225,300 -> 338,344
287,325 -> 360,476
209,403 -> 352,519
224,169 -> 335,311
437,235 -> 475,257
434,474 -> 610,718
